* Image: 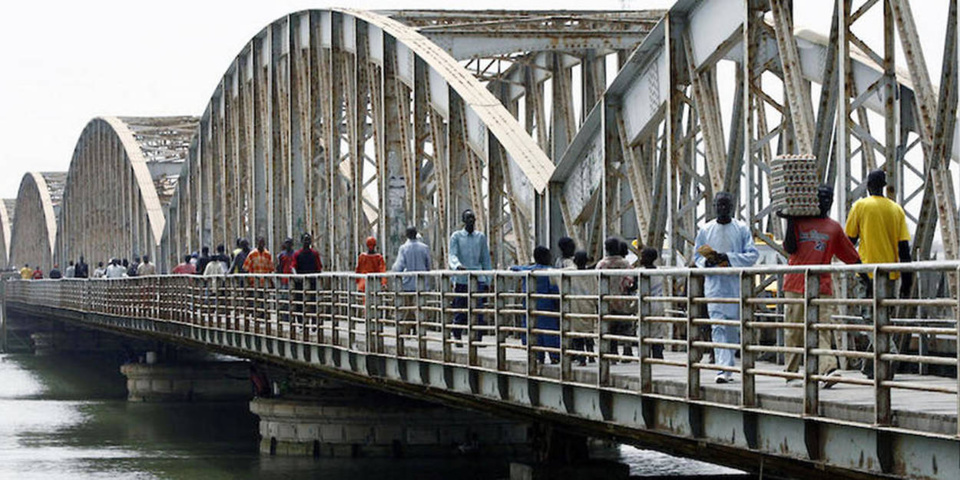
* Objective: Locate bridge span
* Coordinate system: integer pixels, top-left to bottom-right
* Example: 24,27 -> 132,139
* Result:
4,262 -> 959,479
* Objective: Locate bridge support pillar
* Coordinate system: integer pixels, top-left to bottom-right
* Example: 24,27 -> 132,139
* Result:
249,378 -> 531,458
120,360 -> 251,402
509,426 -> 629,480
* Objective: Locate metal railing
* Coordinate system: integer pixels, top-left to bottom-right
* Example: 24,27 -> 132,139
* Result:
5,261 -> 959,437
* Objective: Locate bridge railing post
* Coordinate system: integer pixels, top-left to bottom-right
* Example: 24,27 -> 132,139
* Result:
638,270 -> 651,394
803,271 -> 821,417
364,274 -> 377,354
956,265 -> 960,437
686,272 -> 704,400
874,268 -> 893,426
598,272 -> 611,387
330,276 -> 342,348
441,274 -> 452,363
467,273 -> 476,367
416,274 -> 427,360
740,271 -> 756,408
493,272 -> 506,373
393,275 -> 405,357
560,270 -> 571,382
524,272 -> 538,377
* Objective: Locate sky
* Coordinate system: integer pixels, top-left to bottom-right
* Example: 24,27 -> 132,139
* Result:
0,0 -> 949,200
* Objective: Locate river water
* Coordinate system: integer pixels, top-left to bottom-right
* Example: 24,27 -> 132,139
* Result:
0,352 -> 743,479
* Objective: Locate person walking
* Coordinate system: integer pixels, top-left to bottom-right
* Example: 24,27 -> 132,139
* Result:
779,185 -> 862,387
392,227 -> 432,333
511,246 -> 560,364
49,264 -> 63,279
127,257 -> 140,277
639,247 -> 665,360
64,261 -> 76,279
92,261 -> 106,278
276,238 -> 295,283
230,238 -> 251,274
449,209 -> 492,342
596,236 -> 636,362
694,192 -> 759,384
196,247 -> 212,276
105,258 -> 127,278
567,250 -> 596,365
355,236 -> 387,293
555,237 -> 576,269
172,255 -> 196,275
844,169 -> 913,380
243,237 -> 274,275
137,255 -> 157,276
75,256 -> 89,279
19,264 -> 33,280
204,245 -> 230,275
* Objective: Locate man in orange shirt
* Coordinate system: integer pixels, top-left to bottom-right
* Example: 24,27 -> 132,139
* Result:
243,236 -> 274,287
355,236 -> 386,292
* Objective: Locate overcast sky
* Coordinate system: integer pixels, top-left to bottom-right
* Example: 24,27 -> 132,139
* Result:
0,0 -> 948,199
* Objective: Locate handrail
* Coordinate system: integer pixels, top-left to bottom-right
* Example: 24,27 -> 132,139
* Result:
4,260 -> 959,438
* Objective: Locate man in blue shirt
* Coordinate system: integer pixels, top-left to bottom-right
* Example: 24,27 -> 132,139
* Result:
394,227 -> 432,333
694,192 -> 759,384
449,209 -> 492,342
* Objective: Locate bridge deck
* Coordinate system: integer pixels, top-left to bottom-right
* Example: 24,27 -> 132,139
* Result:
5,268 -> 960,479
190,314 -> 958,436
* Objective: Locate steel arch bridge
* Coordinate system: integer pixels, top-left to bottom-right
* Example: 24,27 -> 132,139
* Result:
2,3 -> 957,278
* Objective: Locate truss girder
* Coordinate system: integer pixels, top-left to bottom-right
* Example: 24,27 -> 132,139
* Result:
161,9 -> 558,270
9,172 -> 65,273
553,0 -> 960,267
50,117 -> 198,273
0,199 -> 12,267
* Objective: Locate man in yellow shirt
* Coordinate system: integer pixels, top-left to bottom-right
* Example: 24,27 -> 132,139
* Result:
19,264 -> 33,280
844,169 -> 912,379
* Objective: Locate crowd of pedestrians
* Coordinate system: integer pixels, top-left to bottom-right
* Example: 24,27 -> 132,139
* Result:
15,169 -> 910,379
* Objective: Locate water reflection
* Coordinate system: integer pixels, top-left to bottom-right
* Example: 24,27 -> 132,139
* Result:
0,353 -> 742,479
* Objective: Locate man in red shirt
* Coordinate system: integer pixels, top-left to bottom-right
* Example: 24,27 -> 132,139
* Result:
291,234 -> 323,316
172,255 -> 196,275
781,185 -> 863,388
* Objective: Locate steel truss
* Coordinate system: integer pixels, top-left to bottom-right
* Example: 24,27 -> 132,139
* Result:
55,117 -> 198,272
555,0 -> 959,278
159,9 -> 662,270
9,172 -> 65,273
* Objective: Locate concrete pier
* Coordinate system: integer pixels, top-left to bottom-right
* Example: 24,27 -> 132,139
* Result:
250,379 -> 531,458
120,361 -> 251,402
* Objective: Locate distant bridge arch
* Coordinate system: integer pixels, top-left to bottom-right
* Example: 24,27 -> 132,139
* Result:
0,199 -> 14,268
55,116 -> 197,270
9,172 -> 65,273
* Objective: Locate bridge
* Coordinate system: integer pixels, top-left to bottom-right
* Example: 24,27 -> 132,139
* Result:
5,263 -> 960,479
1,1 -> 959,479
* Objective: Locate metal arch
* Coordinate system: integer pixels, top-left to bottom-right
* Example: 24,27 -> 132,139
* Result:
553,0 -> 960,266
343,8 -> 555,191
9,172 -> 65,273
161,8 -> 578,271
55,116 -> 198,268
0,198 -> 13,267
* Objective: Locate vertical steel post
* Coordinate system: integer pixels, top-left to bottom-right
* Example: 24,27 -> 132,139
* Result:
740,271 -> 756,407
686,272 -> 703,400
873,270 -> 892,426
804,272 -> 821,417
639,270 -> 652,393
